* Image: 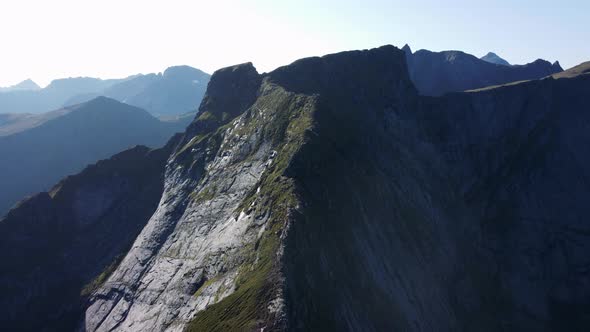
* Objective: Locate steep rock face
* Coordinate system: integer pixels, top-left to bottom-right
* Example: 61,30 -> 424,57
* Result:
84,62 -> 279,331
419,76 -> 590,330
404,47 -> 563,96
0,140 -> 177,331
274,47 -> 479,331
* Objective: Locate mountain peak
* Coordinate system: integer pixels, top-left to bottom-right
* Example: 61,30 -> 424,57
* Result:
14,79 -> 40,90
162,65 -> 209,80
480,52 -> 511,66
0,78 -> 41,92
402,43 -> 412,54
183,62 -> 261,138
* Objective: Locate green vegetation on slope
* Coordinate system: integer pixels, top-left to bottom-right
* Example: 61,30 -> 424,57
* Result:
186,85 -> 314,331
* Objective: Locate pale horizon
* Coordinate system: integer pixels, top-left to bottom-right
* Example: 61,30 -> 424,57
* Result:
1,0 -> 588,87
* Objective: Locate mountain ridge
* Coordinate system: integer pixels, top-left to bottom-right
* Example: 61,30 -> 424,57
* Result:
403,45 -> 563,95
0,66 -> 210,115
1,45 -> 589,331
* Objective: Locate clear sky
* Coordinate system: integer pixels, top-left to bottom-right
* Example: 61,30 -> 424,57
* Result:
1,0 -> 588,87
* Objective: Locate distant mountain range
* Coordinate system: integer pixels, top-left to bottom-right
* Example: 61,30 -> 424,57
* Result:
0,97 -> 192,215
0,79 -> 41,92
0,66 -> 210,116
402,44 -> 563,96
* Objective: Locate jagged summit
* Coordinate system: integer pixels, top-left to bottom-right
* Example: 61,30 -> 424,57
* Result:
401,43 -> 412,54
552,60 -> 564,71
480,51 -> 511,65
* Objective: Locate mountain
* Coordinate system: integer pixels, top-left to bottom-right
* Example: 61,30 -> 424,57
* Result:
0,66 -> 210,115
480,51 -> 510,65
0,77 -> 126,114
0,109 -> 71,136
64,66 -> 211,116
0,79 -> 41,92
2,46 -> 590,331
0,97 -> 191,215
403,45 -> 563,95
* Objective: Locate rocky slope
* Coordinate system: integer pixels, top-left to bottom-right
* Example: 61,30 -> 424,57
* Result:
403,44 -> 563,96
2,45 -> 589,331
0,97 -> 190,215
0,139 -> 178,331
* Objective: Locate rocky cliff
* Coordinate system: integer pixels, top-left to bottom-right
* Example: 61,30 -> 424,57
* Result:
2,45 -> 589,331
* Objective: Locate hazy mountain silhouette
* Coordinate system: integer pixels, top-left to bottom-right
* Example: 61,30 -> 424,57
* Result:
64,66 -> 210,116
0,97 -> 192,215
0,79 -> 41,92
0,77 -> 126,114
0,66 -> 210,116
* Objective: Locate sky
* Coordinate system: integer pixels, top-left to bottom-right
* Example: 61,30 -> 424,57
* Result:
1,0 -> 588,87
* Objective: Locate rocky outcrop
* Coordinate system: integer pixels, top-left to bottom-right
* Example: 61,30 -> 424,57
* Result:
404,46 -> 563,96
0,139 -> 178,331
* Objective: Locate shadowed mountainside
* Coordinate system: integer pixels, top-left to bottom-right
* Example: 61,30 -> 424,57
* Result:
402,44 -> 563,96
0,139 -> 179,331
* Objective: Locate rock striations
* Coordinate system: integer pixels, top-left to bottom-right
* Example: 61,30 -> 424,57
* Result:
1,45 -> 589,331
